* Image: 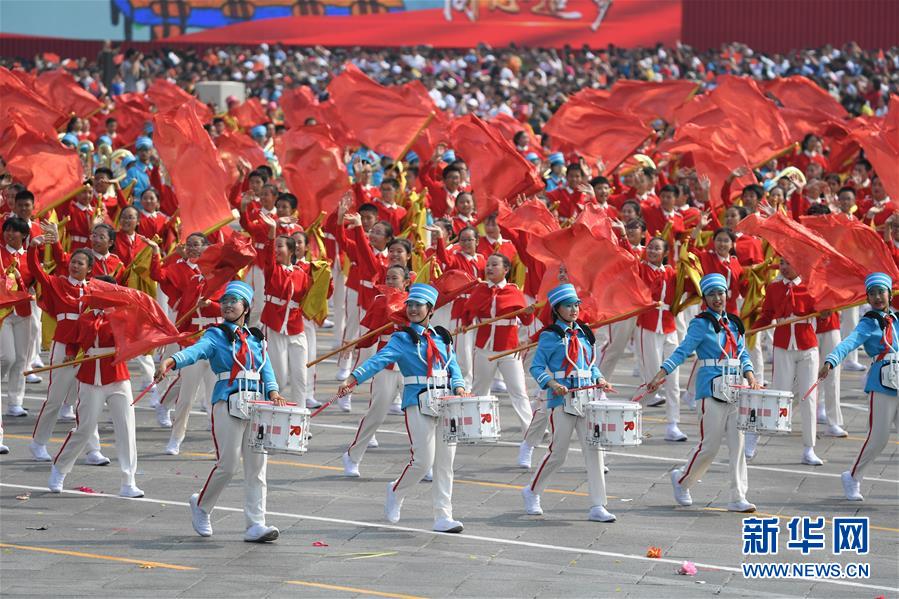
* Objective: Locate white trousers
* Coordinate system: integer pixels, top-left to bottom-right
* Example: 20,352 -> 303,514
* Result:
392,405 -> 456,520
331,265 -> 347,349
816,330 -> 844,427
529,406 -> 607,507
677,397 -> 749,503
33,342 -> 99,452
198,401 -> 267,528
747,330 -> 771,385
772,346 -> 818,448
347,368 -> 403,463
598,317 -> 637,378
523,398 -> 549,447
54,381 -> 137,486
1,313 -> 35,408
246,265 -> 265,328
850,392 -> 899,481
28,301 -> 41,367
840,306 -> 860,364
453,322 -> 474,387
167,361 -> 215,445
638,328 -> 681,424
265,328 -> 308,404
304,318 -> 318,401
131,354 -> 156,391
472,347 -> 532,433
338,287 -> 362,371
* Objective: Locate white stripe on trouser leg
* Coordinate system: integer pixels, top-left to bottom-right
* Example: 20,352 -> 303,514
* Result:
472,347 -> 532,432
392,406 -> 455,521
265,328 -> 308,404
54,381 -> 137,486
599,317 -> 636,378
678,397 -> 748,503
198,401 -> 267,528
530,407 -> 607,506
347,369 -> 403,463
639,328 -> 681,424
816,330 -> 843,427
850,392 -> 898,481
32,342 -> 100,453
772,346 -> 818,448
169,362 -> 215,445
1,313 -> 35,408
303,319 -> 317,401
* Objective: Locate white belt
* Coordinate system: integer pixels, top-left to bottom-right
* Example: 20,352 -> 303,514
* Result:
360,280 -> 375,288
480,318 -> 516,326
322,232 -> 335,240
192,317 -> 221,327
264,295 -> 300,309
56,313 -> 80,321
403,376 -> 449,385
70,235 -> 87,242
87,346 -> 115,356
254,242 -> 266,249
379,335 -> 392,343
216,371 -> 260,382
552,369 -> 592,378
698,359 -> 741,368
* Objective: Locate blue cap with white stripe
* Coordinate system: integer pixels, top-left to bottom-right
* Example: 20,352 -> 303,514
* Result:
224,280 -> 254,305
700,273 -> 728,296
406,283 -> 438,306
548,283 -> 579,307
548,152 -> 565,166
865,272 -> 892,293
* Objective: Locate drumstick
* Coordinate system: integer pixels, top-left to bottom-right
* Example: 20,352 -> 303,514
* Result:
309,383 -> 356,418
801,377 -> 823,402
631,380 -> 662,403
567,383 -> 617,394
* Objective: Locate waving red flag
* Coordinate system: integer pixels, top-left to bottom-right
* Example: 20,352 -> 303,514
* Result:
762,76 -> 848,121
280,86 -> 322,128
327,63 -> 434,159
148,79 -> 213,124
229,97 -> 268,130
737,213 -> 869,309
277,124 -> 350,227
852,95 -> 899,203
106,94 -> 153,146
432,269 -> 477,309
602,79 -> 700,124
34,70 -> 103,119
449,114 -> 543,223
195,234 -> 258,296
215,130 -> 267,187
154,104 -> 235,236
0,67 -> 69,134
496,200 -> 559,297
800,213 -> 899,280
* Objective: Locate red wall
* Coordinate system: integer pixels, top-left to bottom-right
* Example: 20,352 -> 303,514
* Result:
682,0 -> 899,53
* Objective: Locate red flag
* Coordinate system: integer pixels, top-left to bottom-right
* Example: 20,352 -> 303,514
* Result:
280,86 -> 322,129
327,63 -> 434,158
153,104 -> 235,236
276,123 -> 350,227
762,76 -> 848,121
106,94 -> 153,146
0,111 -> 84,214
229,97 -> 268,130
488,112 -> 531,143
195,235 -> 258,295
602,80 -> 700,124
33,70 -> 103,119
449,114 -> 543,223
84,280 -> 194,364
148,79 -> 213,124
800,213 -> 899,280
852,95 -> 899,203
215,130 -> 268,187
496,199 -> 560,297
432,269 -> 477,309
737,213 -> 869,309
0,67 -> 69,134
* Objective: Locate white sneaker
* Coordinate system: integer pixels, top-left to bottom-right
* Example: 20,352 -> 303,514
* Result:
670,469 -> 692,506
0,444 -> 9,454
522,486 -> 543,515
164,440 -> 181,455
59,405 -> 76,421
32,356 -> 45,369
156,404 -> 172,427
588,505 -> 616,522
517,441 -> 533,469
841,471 -> 863,501
664,424 -> 688,442
25,374 -> 42,384
321,319 -> 335,329
341,452 -> 360,477
490,379 -> 507,393
843,360 -> 866,372
727,500 -> 757,513
119,484 -> 144,498
647,394 -> 666,408
244,523 -> 279,543
388,403 -> 403,415
84,450 -> 110,466
816,409 -> 828,425
744,432 -> 758,460
824,424 -> 848,437
335,366 -> 351,381
147,385 -> 161,408
305,398 -> 323,409
422,468 -> 433,482
385,482 -> 403,523
189,493 -> 213,536
48,465 -> 65,493
338,395 -> 352,412
368,436 -> 379,448
801,447 -> 824,466
433,517 -> 464,533
29,442 -> 52,462
6,405 -> 28,417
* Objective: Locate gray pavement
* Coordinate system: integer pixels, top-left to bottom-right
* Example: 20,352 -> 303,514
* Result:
1,328 -> 898,598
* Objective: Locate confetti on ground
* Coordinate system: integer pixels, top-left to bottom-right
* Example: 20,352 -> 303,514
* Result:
646,546 -> 662,558
312,541 -> 329,547
26,526 -> 49,531
15,493 -> 30,501
677,561 -> 697,576
75,486 -> 98,494
139,564 -> 156,569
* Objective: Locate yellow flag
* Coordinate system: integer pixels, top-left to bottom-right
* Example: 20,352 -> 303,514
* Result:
302,259 -> 333,325
0,263 -> 20,326
741,256 -> 777,349
510,255 -> 526,289
413,255 -> 440,285
671,242 -> 704,316
123,245 -> 158,297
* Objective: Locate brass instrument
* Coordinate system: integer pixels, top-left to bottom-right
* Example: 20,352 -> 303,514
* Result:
109,148 -> 135,181
96,142 -> 113,170
77,140 -> 94,174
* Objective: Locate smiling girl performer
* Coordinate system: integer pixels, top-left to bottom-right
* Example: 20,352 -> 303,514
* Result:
647,273 -> 760,513
522,283 -> 616,523
155,280 -> 287,543
338,283 -> 469,533
819,272 -> 899,502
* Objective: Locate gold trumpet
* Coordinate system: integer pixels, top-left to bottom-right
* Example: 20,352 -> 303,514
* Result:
77,140 -> 94,174
96,142 -> 113,169
109,148 -> 135,181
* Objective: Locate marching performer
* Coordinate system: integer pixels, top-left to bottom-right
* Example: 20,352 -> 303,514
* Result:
819,272 -> 899,502
155,281 -> 286,542
647,273 -> 760,513
522,283 -> 616,523
338,283 -> 469,533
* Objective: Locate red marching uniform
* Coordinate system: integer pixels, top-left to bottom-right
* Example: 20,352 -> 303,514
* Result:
694,247 -> 744,314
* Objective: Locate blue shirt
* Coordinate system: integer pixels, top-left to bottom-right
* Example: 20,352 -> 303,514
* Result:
529,319 -> 603,409
123,160 -> 152,204
171,322 -> 279,405
825,310 -> 898,396
661,309 -> 754,400
351,322 -> 465,409
544,173 -> 565,193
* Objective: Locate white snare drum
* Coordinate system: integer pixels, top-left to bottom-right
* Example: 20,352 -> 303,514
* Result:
735,388 -> 793,434
249,403 -> 311,455
442,396 -> 501,444
585,401 -> 643,447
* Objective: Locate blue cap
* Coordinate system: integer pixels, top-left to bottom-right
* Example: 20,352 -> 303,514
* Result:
442,149 -> 456,163
548,152 -> 565,166
406,283 -> 439,306
525,152 -> 539,164
61,133 -> 78,148
865,272 -> 892,293
144,122 -> 154,134
223,280 -> 254,305
97,135 -> 113,147
250,125 -> 267,139
548,283 -> 579,307
135,136 -> 153,151
700,273 -> 728,296
405,150 -> 419,163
